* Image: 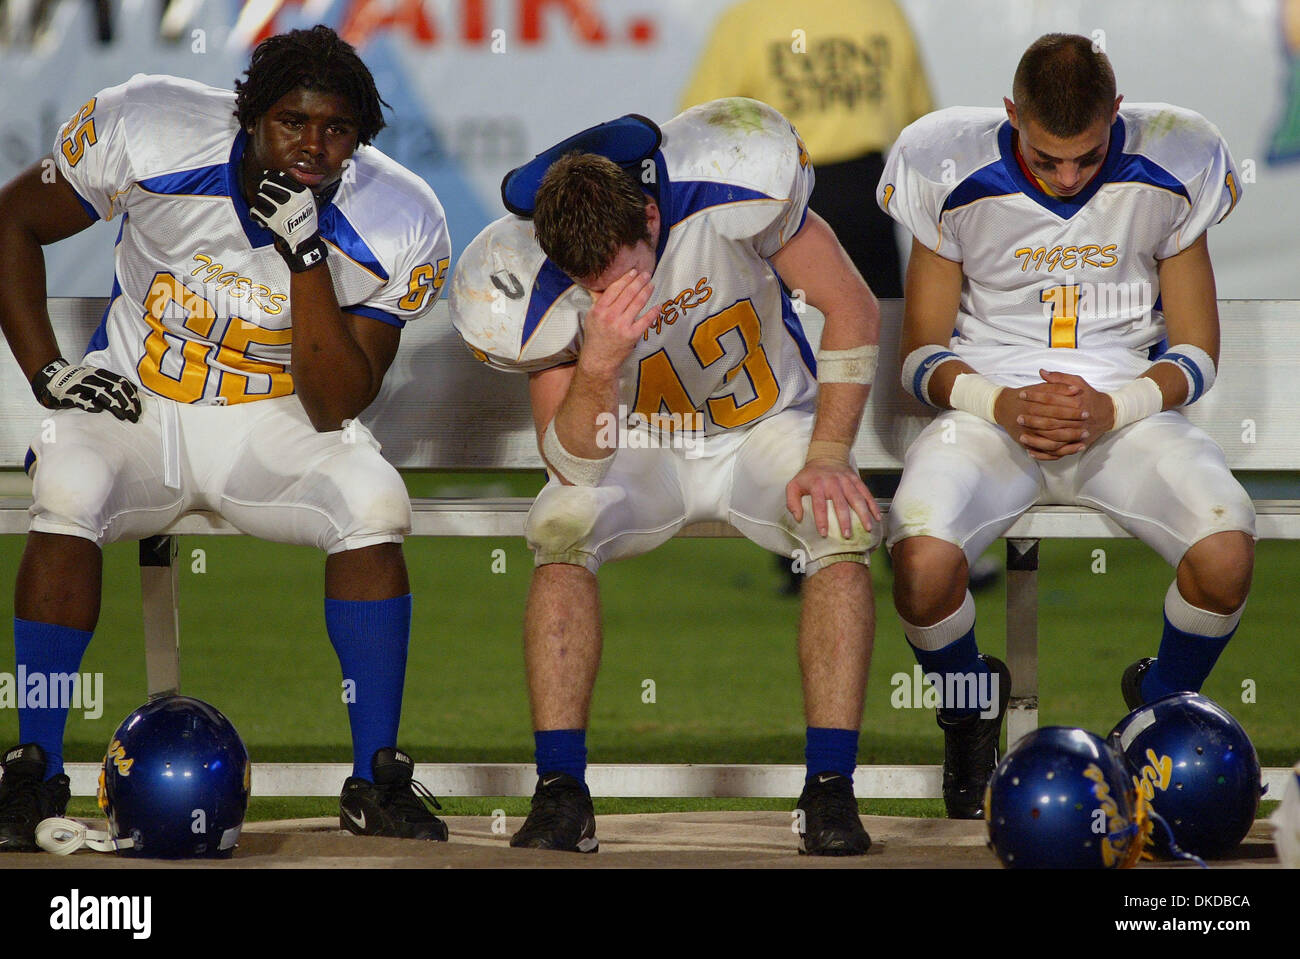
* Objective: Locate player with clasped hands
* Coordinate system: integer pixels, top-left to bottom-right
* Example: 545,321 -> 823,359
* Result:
879,33 -> 1255,821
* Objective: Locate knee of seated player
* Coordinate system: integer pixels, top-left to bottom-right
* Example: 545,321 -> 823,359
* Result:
525,485 -> 605,564
322,463 -> 411,550
29,446 -> 120,539
890,535 -> 969,625
1177,531 -> 1254,613
788,498 -> 881,559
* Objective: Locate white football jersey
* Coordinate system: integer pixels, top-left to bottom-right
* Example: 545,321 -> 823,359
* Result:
54,74 -> 451,405
879,104 -> 1242,390
450,97 -> 820,436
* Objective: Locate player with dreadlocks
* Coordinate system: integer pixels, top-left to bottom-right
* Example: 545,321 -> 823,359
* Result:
235,24 -> 390,148
0,25 -> 453,849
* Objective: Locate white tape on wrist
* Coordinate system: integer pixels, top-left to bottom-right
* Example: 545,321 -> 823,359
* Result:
901,344 -> 961,407
816,345 -> 879,385
542,419 -> 614,487
1106,377 -> 1164,431
1153,345 -> 1216,406
35,817 -> 133,855
948,372 -> 1003,424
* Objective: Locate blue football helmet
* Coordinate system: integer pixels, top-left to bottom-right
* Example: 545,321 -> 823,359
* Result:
1109,692 -> 1262,860
98,695 -> 250,859
985,726 -> 1144,868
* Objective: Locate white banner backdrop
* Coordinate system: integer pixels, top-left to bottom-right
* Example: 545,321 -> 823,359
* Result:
0,0 -> 1296,300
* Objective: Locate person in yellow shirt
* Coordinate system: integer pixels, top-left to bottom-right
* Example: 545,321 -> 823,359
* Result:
684,1 -> 957,596
1268,0 -> 1300,161
682,0 -> 933,298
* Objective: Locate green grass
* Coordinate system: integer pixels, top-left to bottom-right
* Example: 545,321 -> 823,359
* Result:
64,796 -> 952,821
63,794 -> 1280,823
2,471 -> 1297,817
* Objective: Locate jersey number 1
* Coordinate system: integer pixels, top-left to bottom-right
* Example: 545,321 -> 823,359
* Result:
1041,284 -> 1080,348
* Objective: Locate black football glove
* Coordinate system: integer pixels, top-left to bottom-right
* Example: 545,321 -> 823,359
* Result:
32,358 -> 142,422
249,169 -> 328,272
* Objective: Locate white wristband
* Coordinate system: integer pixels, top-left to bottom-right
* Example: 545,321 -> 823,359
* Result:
949,372 -> 1003,424
542,419 -> 614,487
901,344 -> 961,407
1153,345 -> 1216,406
1106,377 -> 1163,431
816,345 -> 878,385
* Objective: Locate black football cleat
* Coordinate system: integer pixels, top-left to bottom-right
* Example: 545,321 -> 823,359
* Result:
1121,657 -> 1158,712
339,747 -> 448,841
937,654 -> 1011,819
0,744 -> 71,852
510,773 -> 598,853
795,772 -> 871,856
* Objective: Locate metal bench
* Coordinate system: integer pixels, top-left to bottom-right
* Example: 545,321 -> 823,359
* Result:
3,298 -> 1296,798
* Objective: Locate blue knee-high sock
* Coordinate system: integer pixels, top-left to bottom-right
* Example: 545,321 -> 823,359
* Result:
805,727 -> 859,782
325,595 -> 412,780
534,729 -> 587,787
1143,617 -> 1237,702
14,617 -> 94,778
909,628 -> 990,718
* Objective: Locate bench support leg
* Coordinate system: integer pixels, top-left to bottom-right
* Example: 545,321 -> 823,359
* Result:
139,535 -> 181,699
1005,538 -> 1039,750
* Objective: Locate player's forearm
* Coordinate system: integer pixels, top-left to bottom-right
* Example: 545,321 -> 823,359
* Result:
809,381 -> 869,450
288,265 -> 378,430
806,302 -> 878,449
0,215 -> 63,381
819,296 -> 880,354
550,362 -> 621,460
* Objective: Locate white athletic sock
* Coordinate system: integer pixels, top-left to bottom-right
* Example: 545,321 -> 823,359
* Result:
1164,581 -> 1245,638
901,591 -> 977,651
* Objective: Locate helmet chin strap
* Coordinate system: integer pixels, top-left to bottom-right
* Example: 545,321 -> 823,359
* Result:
35,817 -> 135,855
1146,807 -> 1207,868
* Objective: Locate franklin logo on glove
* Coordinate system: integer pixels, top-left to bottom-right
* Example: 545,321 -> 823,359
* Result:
285,204 -> 315,235
250,169 -> 329,272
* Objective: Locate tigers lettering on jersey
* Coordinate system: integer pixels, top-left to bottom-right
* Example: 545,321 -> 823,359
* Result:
190,253 -> 287,314
1013,244 -> 1119,272
646,277 -> 713,339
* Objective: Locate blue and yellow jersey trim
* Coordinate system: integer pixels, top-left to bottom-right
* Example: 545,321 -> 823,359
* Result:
938,118 -> 1192,225
1218,171 -> 1240,223
519,258 -> 578,361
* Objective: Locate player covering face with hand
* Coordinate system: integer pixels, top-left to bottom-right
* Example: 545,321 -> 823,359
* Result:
453,98 -> 883,855
879,33 -> 1255,819
0,25 -> 452,849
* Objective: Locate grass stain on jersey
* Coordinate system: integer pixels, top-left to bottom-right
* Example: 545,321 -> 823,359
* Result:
1144,110 -> 1196,140
706,98 -> 768,134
